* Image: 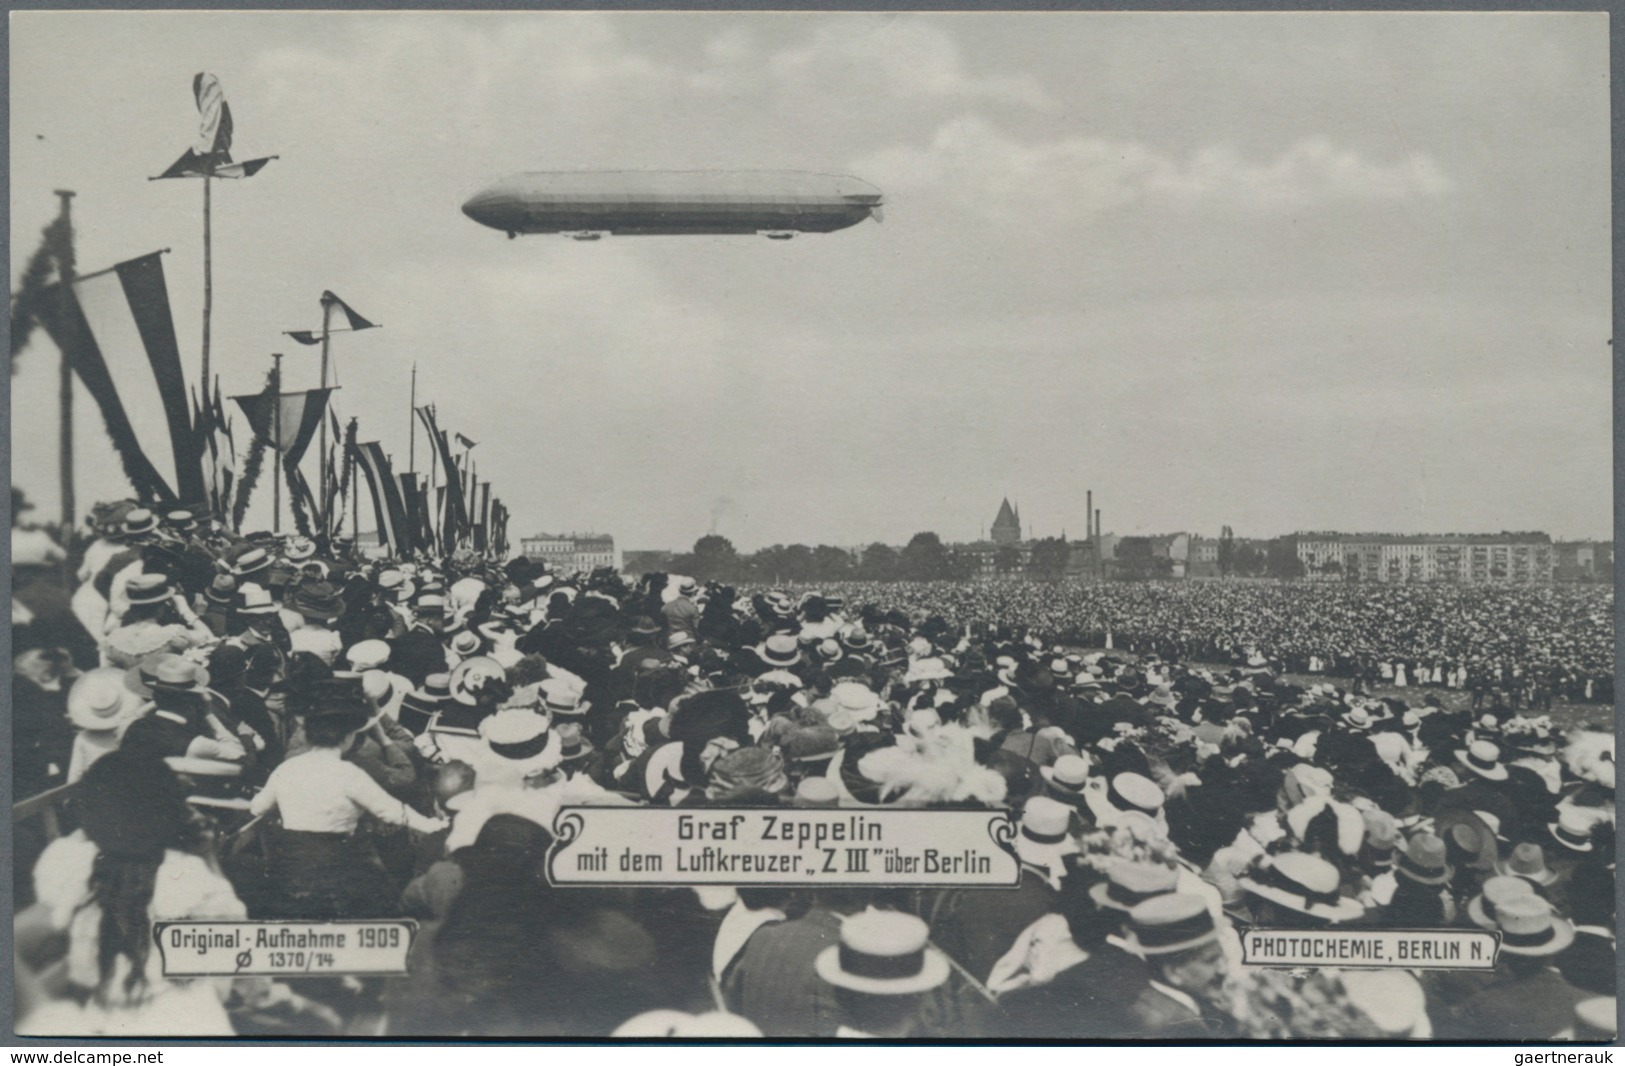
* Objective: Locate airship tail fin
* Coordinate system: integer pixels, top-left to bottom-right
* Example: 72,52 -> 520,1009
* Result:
870,204 -> 884,224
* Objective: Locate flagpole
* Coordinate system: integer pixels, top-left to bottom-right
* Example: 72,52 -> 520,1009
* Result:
52,190 -> 77,563
318,297 -> 334,506
408,362 -> 417,477
272,352 -> 282,534
201,175 -> 212,395
349,417 -> 360,547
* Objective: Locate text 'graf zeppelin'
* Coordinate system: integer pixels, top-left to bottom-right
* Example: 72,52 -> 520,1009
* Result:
547,807 -> 1021,887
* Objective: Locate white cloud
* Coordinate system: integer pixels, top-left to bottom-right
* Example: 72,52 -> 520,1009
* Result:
855,115 -> 1453,227
770,19 -> 1054,110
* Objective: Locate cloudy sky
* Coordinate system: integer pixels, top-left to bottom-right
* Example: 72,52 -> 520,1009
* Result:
10,11 -> 1611,551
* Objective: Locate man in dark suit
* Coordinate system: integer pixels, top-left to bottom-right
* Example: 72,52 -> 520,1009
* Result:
1555,864 -> 1615,997
1440,897 -> 1589,1040
1121,893 -> 1234,1037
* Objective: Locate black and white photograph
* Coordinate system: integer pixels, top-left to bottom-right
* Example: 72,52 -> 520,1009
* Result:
7,9 -> 1616,1044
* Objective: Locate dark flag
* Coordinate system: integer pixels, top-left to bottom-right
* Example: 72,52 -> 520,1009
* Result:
153,73 -> 276,180
322,290 -> 378,332
414,406 -> 470,540
455,432 -> 478,450
353,441 -> 409,557
37,251 -> 204,505
232,387 -> 334,467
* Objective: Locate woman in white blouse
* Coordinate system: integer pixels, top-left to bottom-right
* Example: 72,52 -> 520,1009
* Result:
21,751 -> 247,1036
251,677 -> 446,918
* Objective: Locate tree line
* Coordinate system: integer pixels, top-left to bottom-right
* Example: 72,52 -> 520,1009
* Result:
665,532 -> 1079,584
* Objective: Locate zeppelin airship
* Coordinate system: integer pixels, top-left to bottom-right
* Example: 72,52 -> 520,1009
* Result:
461,170 -> 883,240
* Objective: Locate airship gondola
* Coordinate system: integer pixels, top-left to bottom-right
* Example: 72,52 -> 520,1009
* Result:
461,170 -> 883,240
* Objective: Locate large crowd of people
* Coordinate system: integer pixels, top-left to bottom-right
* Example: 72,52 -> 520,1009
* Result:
9,502 -> 1618,1040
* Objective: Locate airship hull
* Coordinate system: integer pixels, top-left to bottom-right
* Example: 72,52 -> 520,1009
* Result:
462,170 -> 882,238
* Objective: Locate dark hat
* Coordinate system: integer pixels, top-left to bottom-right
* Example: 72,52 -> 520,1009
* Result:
1394,832 -> 1452,886
780,724 -> 842,764
75,750 -> 191,859
204,574 -> 237,606
706,746 -> 788,800
629,615 -> 662,638
290,580 -> 347,621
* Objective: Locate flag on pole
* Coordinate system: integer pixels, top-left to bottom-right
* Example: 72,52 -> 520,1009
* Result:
37,251 -> 204,505
283,292 -> 380,345
415,406 -> 469,540
153,73 -> 277,180
322,290 -> 378,332
353,441 -> 409,557
455,432 -> 477,450
232,387 -> 334,467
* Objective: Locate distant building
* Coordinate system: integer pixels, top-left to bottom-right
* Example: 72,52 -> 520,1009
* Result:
1293,532 -> 1553,584
1554,540 -> 1613,583
520,532 -> 618,574
990,498 -> 1022,547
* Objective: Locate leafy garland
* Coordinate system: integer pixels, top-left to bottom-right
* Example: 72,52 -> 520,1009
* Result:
231,364 -> 278,531
10,216 -> 69,372
286,454 -> 313,538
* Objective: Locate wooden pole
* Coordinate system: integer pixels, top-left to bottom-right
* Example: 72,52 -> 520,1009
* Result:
272,353 -> 283,534
201,176 -> 212,394
52,191 -> 76,552
318,297 -> 334,504
408,362 -> 417,477
350,417 -> 360,546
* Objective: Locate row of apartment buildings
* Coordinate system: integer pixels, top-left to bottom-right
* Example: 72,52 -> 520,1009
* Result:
519,532 -> 618,573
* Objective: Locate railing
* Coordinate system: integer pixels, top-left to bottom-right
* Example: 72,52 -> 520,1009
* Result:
12,782 -> 77,843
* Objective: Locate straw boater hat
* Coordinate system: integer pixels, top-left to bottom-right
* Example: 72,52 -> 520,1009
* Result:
1090,860 -> 1180,913
1492,896 -> 1575,956
235,583 -> 277,616
1496,842 -> 1559,886
448,655 -> 507,706
1455,739 -> 1510,782
470,707 -> 562,786
283,536 -> 317,562
1435,808 -> 1503,871
1085,772 -> 1166,827
346,639 -> 392,672
1013,796 -> 1080,870
902,657 -> 952,685
1466,875 -> 1538,931
793,776 -> 840,808
398,674 -> 451,736
227,547 -> 272,579
1127,893 -> 1221,957
67,668 -> 143,733
448,630 -> 482,659
839,626 -> 874,653
1237,852 -> 1365,923
1040,754 -> 1091,800
540,678 -> 590,718
554,721 -> 594,764
122,508 -> 159,537
827,682 -> 882,731
815,910 -> 950,996
756,635 -> 801,669
124,574 -> 174,607
1549,806 -> 1599,854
